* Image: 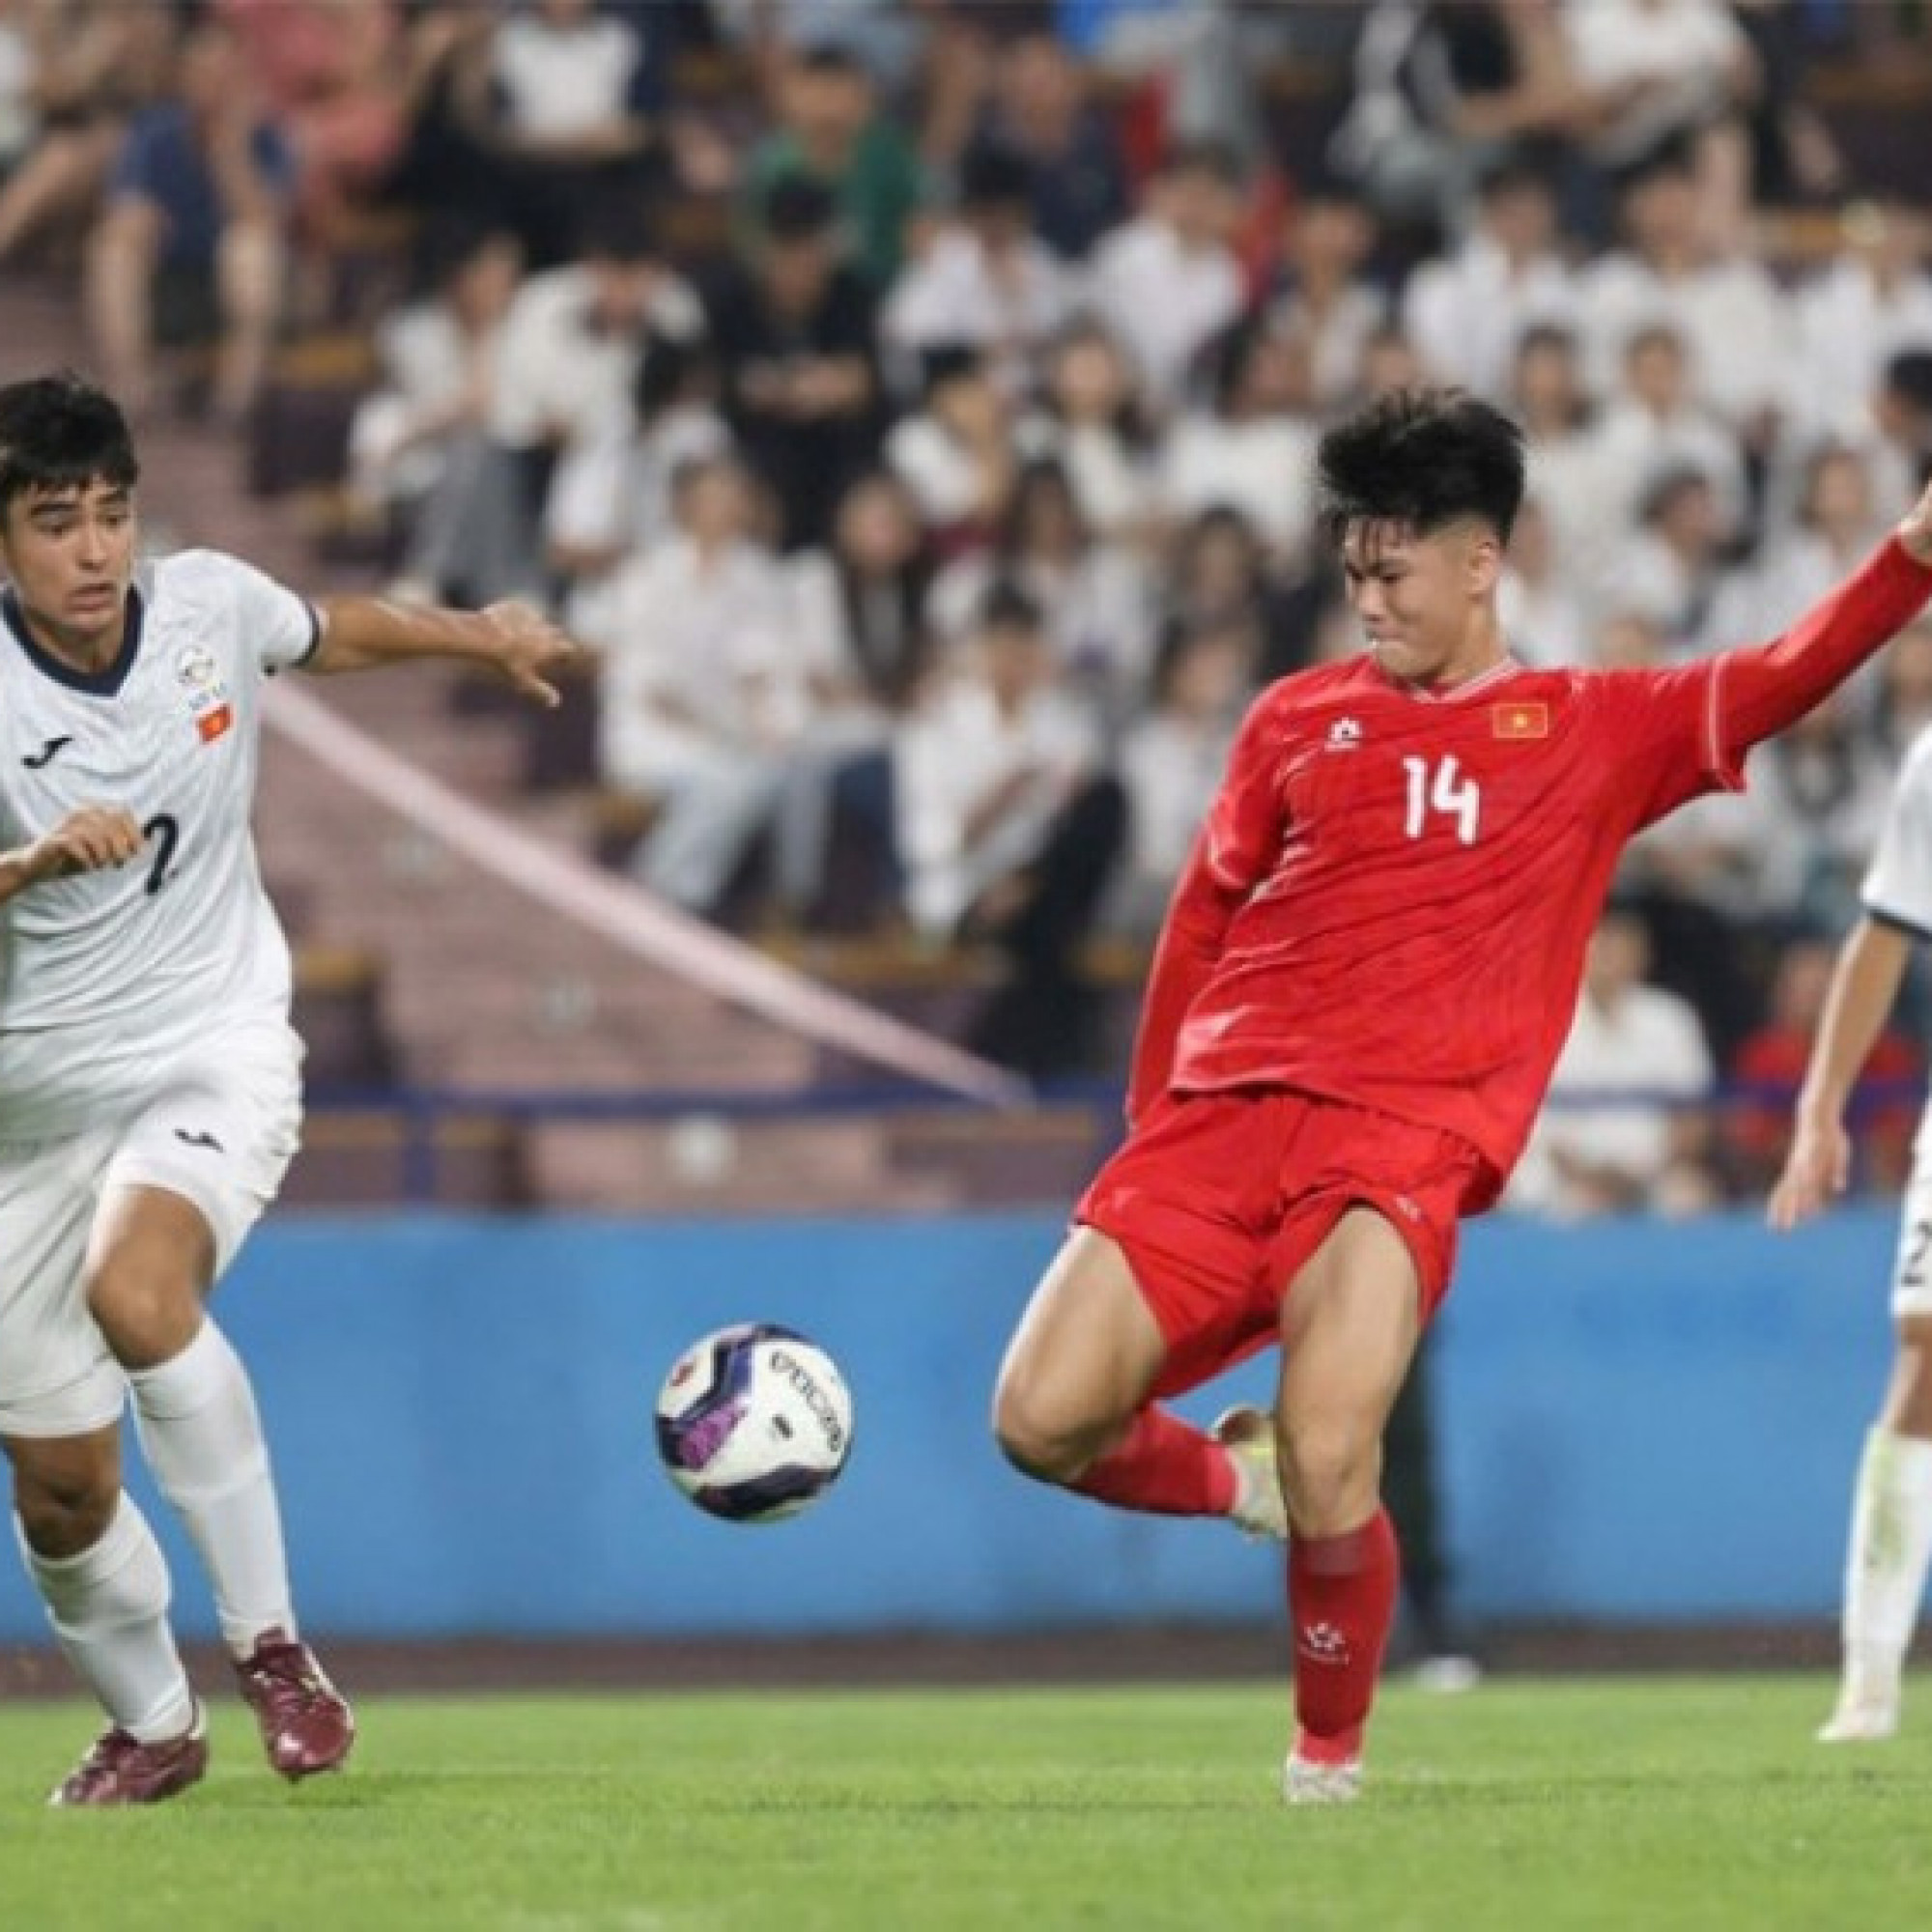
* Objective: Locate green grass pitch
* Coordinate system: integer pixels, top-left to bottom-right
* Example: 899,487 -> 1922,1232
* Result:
2,1676 -> 1929,1930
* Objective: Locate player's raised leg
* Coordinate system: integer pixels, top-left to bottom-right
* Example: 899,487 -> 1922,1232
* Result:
85,1181 -> 355,1779
5,1424 -> 207,1805
1821,1314 -> 1932,1743
992,1228 -> 1282,1534
1273,1208 -> 1424,1804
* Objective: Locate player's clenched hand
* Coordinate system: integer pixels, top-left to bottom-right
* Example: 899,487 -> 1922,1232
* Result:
1898,474 -> 1932,568
1767,1112 -> 1852,1231
477,600 -> 590,709
22,805 -> 147,883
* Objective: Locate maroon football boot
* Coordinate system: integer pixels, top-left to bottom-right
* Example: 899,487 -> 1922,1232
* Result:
234,1628 -> 355,1779
50,1706 -> 208,1806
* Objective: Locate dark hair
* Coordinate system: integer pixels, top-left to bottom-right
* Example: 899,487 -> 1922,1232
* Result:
979,580 -> 1043,636
0,372 -> 138,514
761,174 -> 838,243
574,190 -> 659,266
958,139 -> 1034,213
632,329 -> 717,424
997,456 -> 1084,556
1885,349 -> 1932,417
795,43 -> 867,81
1315,387 -> 1524,546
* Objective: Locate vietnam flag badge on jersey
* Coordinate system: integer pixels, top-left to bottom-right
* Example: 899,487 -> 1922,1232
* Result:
196,703 -> 233,744
1492,700 -> 1549,740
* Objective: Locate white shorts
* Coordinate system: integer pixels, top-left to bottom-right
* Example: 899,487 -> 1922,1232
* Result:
0,1023 -> 302,1438
1890,1151 -> 1932,1319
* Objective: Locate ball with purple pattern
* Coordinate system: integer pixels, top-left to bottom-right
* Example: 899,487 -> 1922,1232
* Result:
654,1323 -> 854,1522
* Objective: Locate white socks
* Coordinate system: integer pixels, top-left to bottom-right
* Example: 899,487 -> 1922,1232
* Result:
128,1320 -> 295,1658
1840,1426 -> 1932,1705
15,1496 -> 195,1743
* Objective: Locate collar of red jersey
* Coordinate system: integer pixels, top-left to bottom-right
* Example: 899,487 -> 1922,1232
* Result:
1374,654 -> 1524,703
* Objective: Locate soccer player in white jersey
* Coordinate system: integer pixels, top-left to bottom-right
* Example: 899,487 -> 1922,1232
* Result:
0,372 -> 582,1805
1771,724 -> 1932,1744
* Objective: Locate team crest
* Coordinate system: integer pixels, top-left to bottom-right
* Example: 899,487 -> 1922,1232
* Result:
176,645 -> 233,745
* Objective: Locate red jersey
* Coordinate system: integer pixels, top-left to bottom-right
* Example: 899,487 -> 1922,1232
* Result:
1131,539 -> 1932,1204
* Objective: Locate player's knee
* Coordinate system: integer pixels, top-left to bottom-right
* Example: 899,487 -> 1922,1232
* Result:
990,1378 -> 1092,1486
13,1462 -> 118,1559
83,1256 -> 199,1370
1278,1415 -> 1378,1535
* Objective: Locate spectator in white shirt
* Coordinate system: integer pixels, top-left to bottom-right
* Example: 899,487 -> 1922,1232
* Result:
435,192 -> 701,604
894,582 -> 1122,1074
1107,617 -> 1249,939
478,0 -> 662,257
344,221 -> 524,597
1014,317 -> 1154,545
1605,466 -> 1734,654
1561,0 -> 1756,175
776,471 -> 937,925
1723,441 -> 1890,705
489,195 -> 700,453
1511,904 -> 1720,1219
1510,323 -> 1605,595
1157,317 -> 1321,569
543,331 -> 731,641
1795,195 -> 1932,441
1402,156 -> 1579,402
884,347 -> 1016,540
1577,139 -> 1795,438
927,455 -> 1156,717
594,456 -> 806,916
1263,178 -> 1385,413
1498,495 -> 1592,668
882,140 -> 1073,401
1085,139 -> 1246,417
1586,321 -> 1747,553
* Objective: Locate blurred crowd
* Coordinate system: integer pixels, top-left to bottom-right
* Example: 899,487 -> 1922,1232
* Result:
5,0 -> 1932,1203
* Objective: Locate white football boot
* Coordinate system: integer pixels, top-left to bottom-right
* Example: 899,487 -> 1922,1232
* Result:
1816,1687 -> 1900,1744
1282,1749 -> 1364,1805
1212,1405 -> 1288,1541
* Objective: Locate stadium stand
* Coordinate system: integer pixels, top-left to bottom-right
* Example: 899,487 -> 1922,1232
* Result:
3,1 -> 1931,1218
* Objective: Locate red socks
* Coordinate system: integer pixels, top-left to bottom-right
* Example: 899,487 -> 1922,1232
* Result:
1071,1406 -> 1238,1517
1288,1509 -> 1400,1760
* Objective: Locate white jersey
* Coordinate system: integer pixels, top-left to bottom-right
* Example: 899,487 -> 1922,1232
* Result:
0,548 -> 318,1141
1861,725 -> 1932,1159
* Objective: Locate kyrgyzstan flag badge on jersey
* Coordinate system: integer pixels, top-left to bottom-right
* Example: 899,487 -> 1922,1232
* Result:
176,644 -> 233,744
1492,699 -> 1549,741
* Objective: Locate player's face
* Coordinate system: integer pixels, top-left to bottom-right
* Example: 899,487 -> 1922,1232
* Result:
0,478 -> 138,659
1340,518 -> 1502,686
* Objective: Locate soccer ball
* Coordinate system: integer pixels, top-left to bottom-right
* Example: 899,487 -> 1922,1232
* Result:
654,1323 -> 854,1523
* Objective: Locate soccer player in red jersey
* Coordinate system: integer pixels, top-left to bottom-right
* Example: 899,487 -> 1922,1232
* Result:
991,388 -> 1932,1804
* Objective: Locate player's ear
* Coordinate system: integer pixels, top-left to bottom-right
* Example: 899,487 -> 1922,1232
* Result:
1465,529 -> 1503,599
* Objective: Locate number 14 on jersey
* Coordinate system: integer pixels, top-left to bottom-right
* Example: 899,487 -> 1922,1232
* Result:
1402,755 -> 1481,845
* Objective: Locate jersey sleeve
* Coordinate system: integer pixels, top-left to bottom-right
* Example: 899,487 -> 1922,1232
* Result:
1863,729 -> 1932,939
1126,684 -> 1290,1123
218,552 -> 323,674
1587,660 -> 1746,831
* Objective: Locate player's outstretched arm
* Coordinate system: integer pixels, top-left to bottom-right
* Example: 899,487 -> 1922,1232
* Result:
305,595 -> 590,708
1768,917 -> 1914,1231
1718,477 -> 1932,755
0,804 -> 145,904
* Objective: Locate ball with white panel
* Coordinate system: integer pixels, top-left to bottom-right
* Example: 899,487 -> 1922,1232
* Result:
654,1323 -> 854,1522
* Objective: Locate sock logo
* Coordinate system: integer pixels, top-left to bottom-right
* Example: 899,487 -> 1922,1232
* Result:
1298,1621 -> 1352,1667
173,1127 -> 224,1152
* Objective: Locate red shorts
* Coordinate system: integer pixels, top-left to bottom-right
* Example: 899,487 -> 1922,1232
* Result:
1076,1089 -> 1489,1400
